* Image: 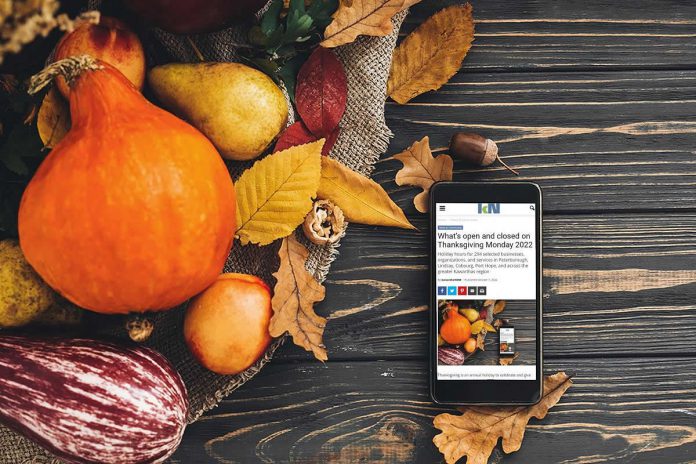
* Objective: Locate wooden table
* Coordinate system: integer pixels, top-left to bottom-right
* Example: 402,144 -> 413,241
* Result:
173,1 -> 696,462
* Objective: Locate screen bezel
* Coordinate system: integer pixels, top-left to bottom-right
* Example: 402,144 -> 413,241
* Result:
429,181 -> 543,405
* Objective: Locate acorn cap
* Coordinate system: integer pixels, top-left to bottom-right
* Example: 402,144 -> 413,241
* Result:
480,138 -> 498,166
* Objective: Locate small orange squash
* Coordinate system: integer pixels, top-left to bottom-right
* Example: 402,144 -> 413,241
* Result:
19,57 -> 236,314
440,308 -> 472,345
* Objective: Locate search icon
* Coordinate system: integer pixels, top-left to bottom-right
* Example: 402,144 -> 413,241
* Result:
529,205 -> 535,211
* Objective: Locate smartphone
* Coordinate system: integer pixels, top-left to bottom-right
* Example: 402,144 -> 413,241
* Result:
430,182 -> 542,405
499,326 -> 515,357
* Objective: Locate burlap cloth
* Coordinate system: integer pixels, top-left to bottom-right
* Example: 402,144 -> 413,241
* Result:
0,5 -> 408,463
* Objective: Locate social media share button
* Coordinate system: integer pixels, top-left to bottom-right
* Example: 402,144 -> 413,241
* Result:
477,286 -> 487,295
467,286 -> 477,295
437,286 -> 447,296
457,286 -> 467,295
447,286 -> 457,295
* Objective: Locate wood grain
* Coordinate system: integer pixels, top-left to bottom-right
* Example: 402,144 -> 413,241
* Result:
177,1 -> 696,462
404,0 -> 696,71
171,358 -> 696,463
381,70 -> 696,212
272,213 -> 696,361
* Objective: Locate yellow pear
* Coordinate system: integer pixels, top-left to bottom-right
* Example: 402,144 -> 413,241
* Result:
148,62 -> 288,161
0,239 -> 56,327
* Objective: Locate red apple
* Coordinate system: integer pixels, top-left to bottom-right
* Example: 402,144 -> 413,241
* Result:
184,273 -> 273,375
54,16 -> 145,98
123,0 -> 269,34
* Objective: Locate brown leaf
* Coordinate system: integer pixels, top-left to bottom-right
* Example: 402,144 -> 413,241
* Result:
475,332 -> 485,351
493,300 -> 506,315
433,372 -> 573,464
318,157 -> 415,230
387,3 -> 474,104
499,352 -> 519,366
269,234 -> 328,361
37,87 -> 70,148
394,136 -> 452,213
321,0 -> 421,48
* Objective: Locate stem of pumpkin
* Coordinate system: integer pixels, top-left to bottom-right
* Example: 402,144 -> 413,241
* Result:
28,54 -> 103,95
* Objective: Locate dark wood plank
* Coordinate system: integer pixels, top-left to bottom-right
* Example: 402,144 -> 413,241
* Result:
405,0 -> 696,71
380,70 -> 696,212
172,358 -> 696,464
273,213 -> 696,361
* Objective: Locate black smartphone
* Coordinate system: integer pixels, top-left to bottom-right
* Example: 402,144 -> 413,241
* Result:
430,182 -> 542,405
499,325 -> 515,357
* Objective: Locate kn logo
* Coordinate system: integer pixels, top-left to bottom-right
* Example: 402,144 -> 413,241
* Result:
478,203 -> 500,214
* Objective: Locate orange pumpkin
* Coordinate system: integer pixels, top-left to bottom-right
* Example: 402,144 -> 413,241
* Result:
440,308 -> 472,345
19,59 -> 236,314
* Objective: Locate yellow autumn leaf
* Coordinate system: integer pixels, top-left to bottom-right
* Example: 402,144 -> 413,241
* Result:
321,0 -> 421,48
470,319 -> 484,335
37,87 -> 70,148
235,140 -> 324,245
387,3 -> 475,104
318,157 -> 415,230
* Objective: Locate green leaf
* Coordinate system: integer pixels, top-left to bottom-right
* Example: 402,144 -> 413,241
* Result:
278,53 -> 308,103
307,0 -> 339,28
289,0 -> 307,15
244,0 -> 339,97
286,11 -> 314,41
249,25 -> 269,47
276,44 -> 299,59
251,58 -> 281,81
261,0 -> 284,36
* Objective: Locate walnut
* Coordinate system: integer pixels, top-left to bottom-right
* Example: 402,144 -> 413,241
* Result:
303,199 -> 345,245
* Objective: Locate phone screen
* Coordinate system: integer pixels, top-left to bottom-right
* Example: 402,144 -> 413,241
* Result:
499,327 -> 515,356
435,202 -> 537,381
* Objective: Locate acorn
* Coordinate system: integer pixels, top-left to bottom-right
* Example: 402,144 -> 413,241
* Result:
449,132 -> 518,175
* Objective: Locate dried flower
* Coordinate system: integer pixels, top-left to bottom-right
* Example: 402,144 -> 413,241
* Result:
303,199 -> 345,245
0,0 -> 99,65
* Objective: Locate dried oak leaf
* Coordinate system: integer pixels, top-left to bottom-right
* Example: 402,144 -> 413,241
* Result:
493,300 -> 506,315
318,156 -> 415,229
394,136 -> 452,213
387,3 -> 474,104
235,140 -> 323,245
274,121 -> 339,156
433,371 -> 573,464
37,87 -> 70,148
475,332 -> 485,351
321,0 -> 421,48
269,234 -> 328,361
295,47 -> 347,137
